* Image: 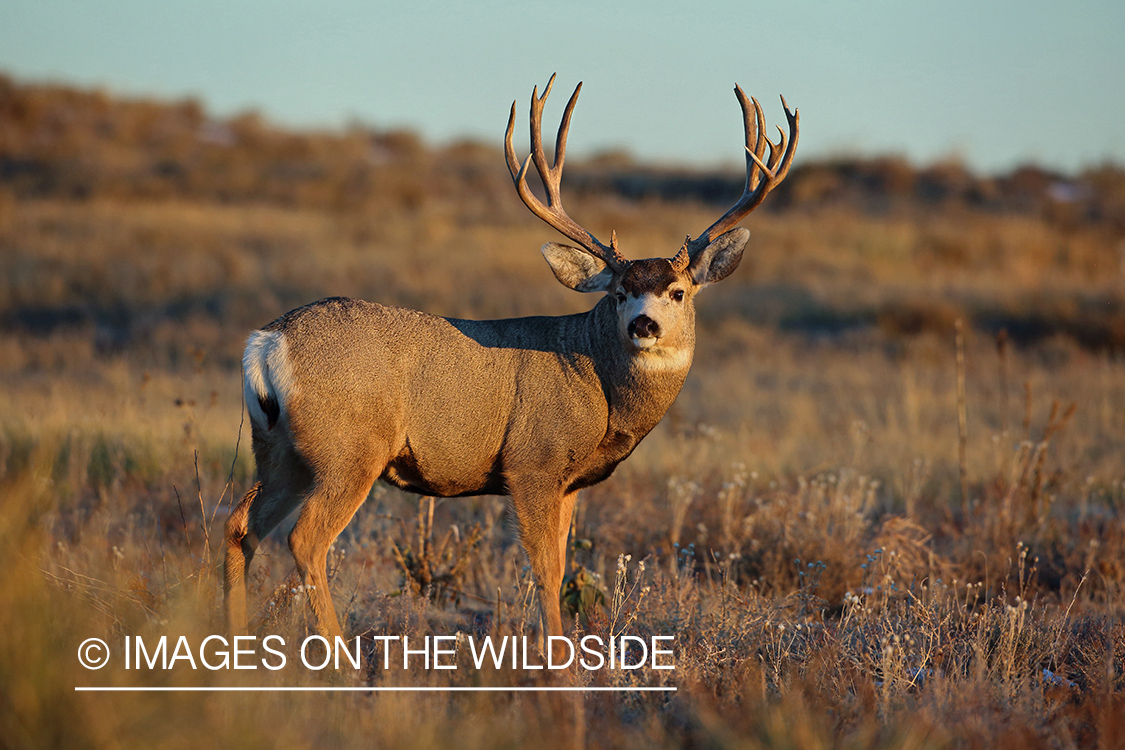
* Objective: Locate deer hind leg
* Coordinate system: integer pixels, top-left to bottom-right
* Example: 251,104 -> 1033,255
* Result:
287,472 -> 378,641
224,483 -> 260,634
224,463 -> 311,634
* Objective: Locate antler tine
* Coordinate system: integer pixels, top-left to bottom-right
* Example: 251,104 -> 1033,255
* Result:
504,75 -> 626,271
528,75 -> 555,203
552,82 -> 582,186
774,94 -> 799,183
504,102 -> 522,178
686,87 -> 799,256
737,88 -> 768,194
670,236 -> 691,272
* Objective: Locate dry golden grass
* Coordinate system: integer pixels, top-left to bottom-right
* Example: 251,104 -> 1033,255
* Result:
2,78 -> 1125,748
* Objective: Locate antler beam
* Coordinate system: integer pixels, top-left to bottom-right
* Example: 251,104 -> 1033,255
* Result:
504,74 -> 627,271
687,87 -> 799,256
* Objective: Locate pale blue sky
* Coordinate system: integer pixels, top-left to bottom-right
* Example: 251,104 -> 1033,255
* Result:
2,0 -> 1122,174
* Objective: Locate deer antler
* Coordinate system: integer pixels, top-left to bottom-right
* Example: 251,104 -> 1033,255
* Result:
670,237 -> 690,272
684,86 -> 799,258
505,74 -> 628,272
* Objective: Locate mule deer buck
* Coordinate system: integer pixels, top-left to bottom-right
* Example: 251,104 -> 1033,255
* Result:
224,75 -> 798,644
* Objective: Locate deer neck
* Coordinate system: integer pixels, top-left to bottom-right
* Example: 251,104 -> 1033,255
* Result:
583,297 -> 694,438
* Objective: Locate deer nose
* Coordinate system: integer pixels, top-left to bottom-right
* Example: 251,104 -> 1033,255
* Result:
628,314 -> 660,339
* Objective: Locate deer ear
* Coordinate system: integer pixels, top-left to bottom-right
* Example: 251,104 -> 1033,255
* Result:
688,228 -> 749,287
541,243 -> 615,293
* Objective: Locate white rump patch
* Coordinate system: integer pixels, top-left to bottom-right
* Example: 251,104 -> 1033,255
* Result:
243,329 -> 297,429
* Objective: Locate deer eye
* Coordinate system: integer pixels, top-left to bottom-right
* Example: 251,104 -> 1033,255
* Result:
615,291 -> 626,304
672,289 -> 685,302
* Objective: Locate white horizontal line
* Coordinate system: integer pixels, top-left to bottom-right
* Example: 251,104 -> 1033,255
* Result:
75,686 -> 676,693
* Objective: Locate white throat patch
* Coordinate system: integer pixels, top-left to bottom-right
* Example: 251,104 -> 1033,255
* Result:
632,345 -> 693,371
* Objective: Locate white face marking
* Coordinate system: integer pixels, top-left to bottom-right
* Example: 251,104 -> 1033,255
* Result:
615,286 -> 691,369
621,294 -> 662,349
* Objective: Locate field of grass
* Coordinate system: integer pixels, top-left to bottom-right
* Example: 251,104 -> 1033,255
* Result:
2,78 -> 1124,748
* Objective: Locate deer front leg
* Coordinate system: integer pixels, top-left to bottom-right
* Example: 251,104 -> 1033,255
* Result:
557,491 -> 577,582
510,480 -> 570,656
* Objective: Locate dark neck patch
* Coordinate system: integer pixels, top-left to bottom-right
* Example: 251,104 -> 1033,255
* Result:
619,259 -> 681,296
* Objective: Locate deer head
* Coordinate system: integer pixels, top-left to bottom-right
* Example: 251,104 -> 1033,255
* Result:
505,75 -> 799,357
